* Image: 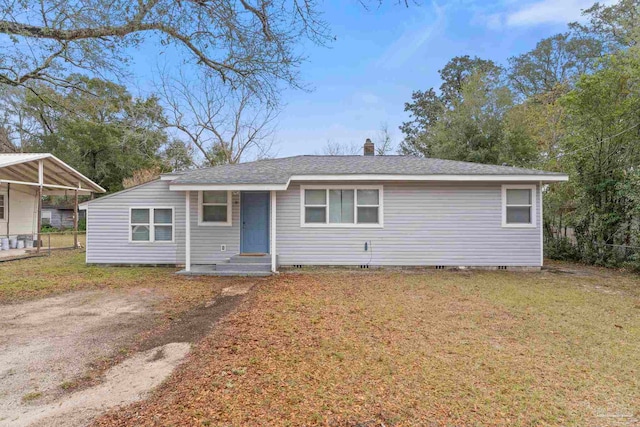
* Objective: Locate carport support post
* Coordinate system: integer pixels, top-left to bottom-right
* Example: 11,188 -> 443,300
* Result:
36,160 -> 43,253
73,188 -> 79,248
185,191 -> 191,272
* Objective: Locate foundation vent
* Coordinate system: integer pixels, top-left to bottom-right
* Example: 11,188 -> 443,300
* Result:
498,266 -> 508,270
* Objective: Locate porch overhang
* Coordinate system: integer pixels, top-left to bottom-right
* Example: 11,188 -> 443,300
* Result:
169,183 -> 288,191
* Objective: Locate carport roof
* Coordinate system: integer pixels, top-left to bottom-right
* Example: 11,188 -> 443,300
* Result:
0,153 -> 105,194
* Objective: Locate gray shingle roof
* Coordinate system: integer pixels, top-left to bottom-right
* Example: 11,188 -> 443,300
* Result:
172,155 -> 566,185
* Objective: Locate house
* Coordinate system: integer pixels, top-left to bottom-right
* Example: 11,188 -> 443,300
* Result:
80,141 -> 568,275
0,153 -> 104,253
42,200 -> 87,229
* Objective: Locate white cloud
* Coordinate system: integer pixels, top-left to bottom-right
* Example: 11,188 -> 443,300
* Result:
376,1 -> 446,69
506,0 -> 596,27
476,0 -> 618,29
358,92 -> 380,105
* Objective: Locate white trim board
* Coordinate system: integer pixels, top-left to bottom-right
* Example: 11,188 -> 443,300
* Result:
288,174 -> 568,183
168,173 -> 568,193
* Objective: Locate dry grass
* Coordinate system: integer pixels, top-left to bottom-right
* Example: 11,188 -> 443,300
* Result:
0,249 -> 238,309
91,264 -> 640,427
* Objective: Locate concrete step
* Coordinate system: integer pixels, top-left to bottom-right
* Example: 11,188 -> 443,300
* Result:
229,254 -> 272,264
215,262 -> 271,272
179,270 -> 271,277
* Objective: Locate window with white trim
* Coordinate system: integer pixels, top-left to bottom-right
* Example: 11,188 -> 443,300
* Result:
199,191 -> 232,226
502,185 -> 536,227
0,194 -> 5,220
130,208 -> 174,242
41,210 -> 52,225
302,186 -> 383,227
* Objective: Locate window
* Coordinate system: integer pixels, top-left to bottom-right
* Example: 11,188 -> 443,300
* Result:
502,185 -> 536,227
130,207 -> 174,242
301,186 -> 383,227
42,210 -> 52,225
0,194 -> 5,221
199,191 -> 232,226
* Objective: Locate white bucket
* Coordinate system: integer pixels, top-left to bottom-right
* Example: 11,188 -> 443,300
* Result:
9,237 -> 17,249
0,238 -> 8,251
25,240 -> 34,249
16,240 -> 25,249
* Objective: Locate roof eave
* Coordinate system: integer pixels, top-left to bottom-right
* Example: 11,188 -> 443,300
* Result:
168,173 -> 568,189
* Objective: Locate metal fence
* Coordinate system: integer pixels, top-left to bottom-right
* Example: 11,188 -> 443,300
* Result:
0,231 -> 86,261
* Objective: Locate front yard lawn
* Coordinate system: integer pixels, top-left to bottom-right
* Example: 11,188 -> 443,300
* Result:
94,264 -> 640,426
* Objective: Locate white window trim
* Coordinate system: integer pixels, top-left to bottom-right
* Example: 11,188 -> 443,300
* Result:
300,185 -> 384,228
502,184 -> 536,228
198,190 -> 232,226
0,192 -> 6,222
128,207 -> 175,243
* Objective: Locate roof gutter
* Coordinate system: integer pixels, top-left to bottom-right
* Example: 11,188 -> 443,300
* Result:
169,183 -> 289,191
286,174 -> 569,184
167,173 -> 568,191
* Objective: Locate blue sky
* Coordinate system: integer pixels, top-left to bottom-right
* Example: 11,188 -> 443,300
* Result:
128,0 -> 601,158
271,0 -> 600,157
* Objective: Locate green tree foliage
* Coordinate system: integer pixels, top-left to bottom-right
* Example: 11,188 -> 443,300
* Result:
559,55 -> 640,266
508,32 -> 603,98
399,55 -> 502,157
23,76 -> 171,192
400,0 -> 640,269
427,72 -> 536,165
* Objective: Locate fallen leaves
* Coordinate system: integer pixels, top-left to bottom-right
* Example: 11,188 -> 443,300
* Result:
92,266 -> 640,426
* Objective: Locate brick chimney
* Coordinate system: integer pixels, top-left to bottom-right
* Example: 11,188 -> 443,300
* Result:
363,138 -> 375,156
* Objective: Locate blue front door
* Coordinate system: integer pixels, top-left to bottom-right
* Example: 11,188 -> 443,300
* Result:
241,192 -> 270,253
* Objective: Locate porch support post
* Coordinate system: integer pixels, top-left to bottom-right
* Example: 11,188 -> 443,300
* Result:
270,190 -> 276,273
185,191 -> 191,272
73,185 -> 79,249
539,181 -> 543,267
36,160 -> 43,253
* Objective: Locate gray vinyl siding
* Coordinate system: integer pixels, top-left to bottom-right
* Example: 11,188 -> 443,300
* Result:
275,181 -> 541,267
189,191 -> 240,264
43,209 -> 84,229
86,180 -> 542,267
85,181 -> 240,265
86,180 -> 185,264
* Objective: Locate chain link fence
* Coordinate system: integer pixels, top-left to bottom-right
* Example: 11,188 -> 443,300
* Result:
0,231 -> 86,261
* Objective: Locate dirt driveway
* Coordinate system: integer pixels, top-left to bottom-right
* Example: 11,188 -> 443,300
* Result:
0,282 -> 254,427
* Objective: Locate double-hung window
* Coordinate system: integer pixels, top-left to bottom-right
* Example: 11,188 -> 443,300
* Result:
502,185 -> 536,227
130,207 -> 174,242
0,194 -> 5,221
302,186 -> 383,227
199,191 -> 232,226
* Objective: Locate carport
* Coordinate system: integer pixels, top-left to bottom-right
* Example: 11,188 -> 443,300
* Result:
0,153 -> 105,254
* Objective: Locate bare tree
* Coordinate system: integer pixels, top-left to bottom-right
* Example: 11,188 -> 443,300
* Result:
0,0 -> 332,99
375,122 -> 395,155
318,140 -> 362,155
159,70 -> 278,166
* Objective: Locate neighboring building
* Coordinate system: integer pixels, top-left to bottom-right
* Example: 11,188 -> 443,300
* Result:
0,153 -> 104,238
42,200 -> 87,229
80,141 -> 568,275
